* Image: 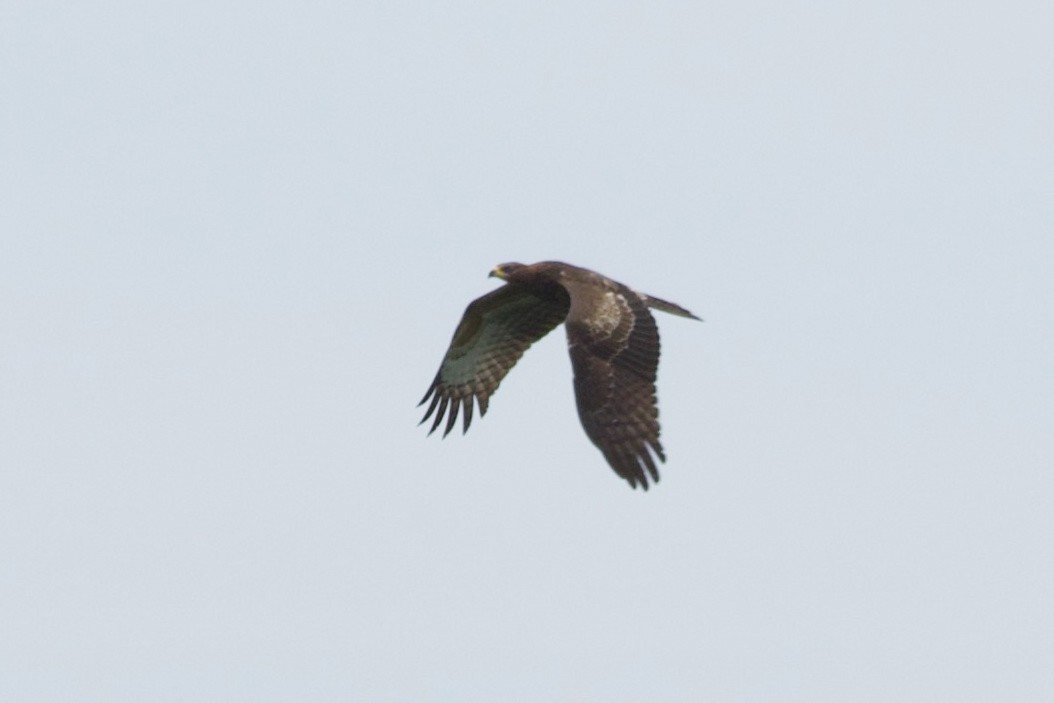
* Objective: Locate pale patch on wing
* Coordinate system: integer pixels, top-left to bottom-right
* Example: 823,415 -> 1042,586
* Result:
609,292 -> 636,351
591,290 -> 624,336
569,288 -> 624,341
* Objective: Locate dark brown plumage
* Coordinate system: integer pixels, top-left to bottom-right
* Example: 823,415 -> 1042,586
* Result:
419,261 -> 699,489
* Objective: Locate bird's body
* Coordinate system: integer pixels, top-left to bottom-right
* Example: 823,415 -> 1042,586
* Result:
419,261 -> 699,489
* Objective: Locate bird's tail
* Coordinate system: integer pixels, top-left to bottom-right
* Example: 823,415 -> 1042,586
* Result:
642,293 -> 701,320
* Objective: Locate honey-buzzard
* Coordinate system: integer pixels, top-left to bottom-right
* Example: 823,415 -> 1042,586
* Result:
419,261 -> 699,489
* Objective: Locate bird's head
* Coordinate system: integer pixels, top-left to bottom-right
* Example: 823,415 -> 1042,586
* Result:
490,262 -> 525,281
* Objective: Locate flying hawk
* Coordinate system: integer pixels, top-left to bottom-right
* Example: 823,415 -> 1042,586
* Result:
419,261 -> 699,489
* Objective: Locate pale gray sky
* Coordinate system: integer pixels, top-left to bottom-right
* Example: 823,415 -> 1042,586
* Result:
3,1 -> 1052,701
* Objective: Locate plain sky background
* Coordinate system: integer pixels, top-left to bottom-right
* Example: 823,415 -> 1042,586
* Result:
3,1 -> 1052,700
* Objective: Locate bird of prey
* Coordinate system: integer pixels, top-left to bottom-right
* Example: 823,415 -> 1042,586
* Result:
419,261 -> 699,489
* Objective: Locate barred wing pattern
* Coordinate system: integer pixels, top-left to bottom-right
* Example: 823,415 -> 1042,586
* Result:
419,284 -> 570,437
565,284 -> 665,489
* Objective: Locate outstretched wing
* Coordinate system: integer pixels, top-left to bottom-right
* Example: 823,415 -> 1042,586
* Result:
564,283 -> 665,489
419,283 -> 570,437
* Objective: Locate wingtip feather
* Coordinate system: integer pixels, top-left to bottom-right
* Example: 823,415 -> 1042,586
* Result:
461,397 -> 473,434
442,397 -> 460,438
419,390 -> 441,426
428,397 -> 449,436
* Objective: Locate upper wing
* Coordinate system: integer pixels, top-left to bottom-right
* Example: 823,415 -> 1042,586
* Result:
564,283 -> 665,489
419,283 -> 570,437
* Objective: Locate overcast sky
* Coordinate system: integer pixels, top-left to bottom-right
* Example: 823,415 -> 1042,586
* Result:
3,1 -> 1052,701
